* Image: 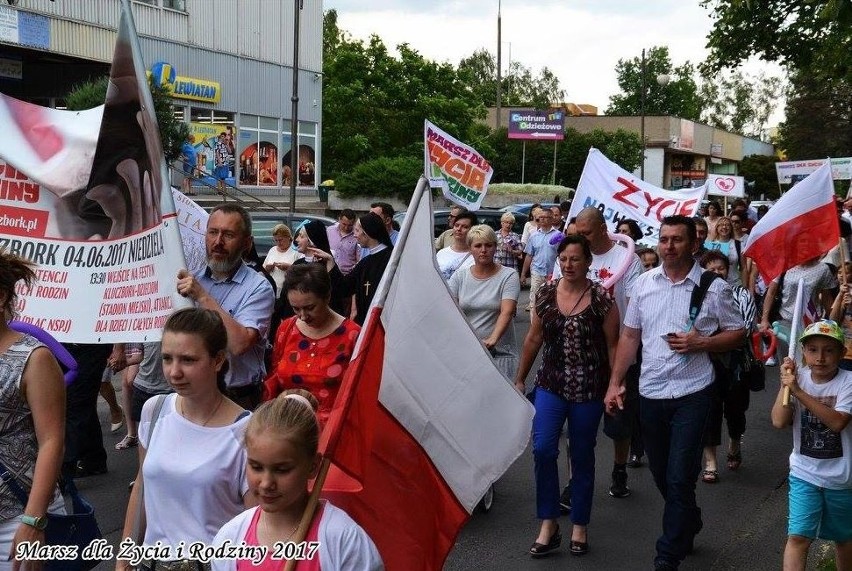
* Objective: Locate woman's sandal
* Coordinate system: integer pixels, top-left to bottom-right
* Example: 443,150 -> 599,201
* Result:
529,524 -> 561,557
570,537 -> 589,556
701,469 -> 719,484
726,451 -> 742,471
115,435 -> 139,450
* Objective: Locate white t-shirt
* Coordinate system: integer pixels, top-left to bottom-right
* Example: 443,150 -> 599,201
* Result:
211,502 -> 384,571
521,222 -> 538,246
262,247 -> 303,297
552,243 -> 641,324
436,247 -> 474,281
138,394 -> 251,550
789,368 -> 852,489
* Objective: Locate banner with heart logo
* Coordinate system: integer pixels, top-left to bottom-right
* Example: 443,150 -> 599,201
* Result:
707,173 -> 744,197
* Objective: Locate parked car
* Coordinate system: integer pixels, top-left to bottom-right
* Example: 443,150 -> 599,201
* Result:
499,203 -> 559,216
393,209 -> 528,239
250,211 -> 336,257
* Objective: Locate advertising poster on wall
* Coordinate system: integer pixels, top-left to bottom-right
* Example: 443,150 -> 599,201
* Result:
238,133 -> 278,186
280,136 -> 317,187
188,122 -> 235,185
0,2 -> 191,342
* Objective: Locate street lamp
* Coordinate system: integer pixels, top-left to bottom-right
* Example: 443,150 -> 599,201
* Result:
496,0 -> 502,130
639,48 -> 669,181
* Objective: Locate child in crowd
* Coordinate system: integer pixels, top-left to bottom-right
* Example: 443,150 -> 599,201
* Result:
212,389 -> 383,570
829,262 -> 852,371
772,320 -> 852,571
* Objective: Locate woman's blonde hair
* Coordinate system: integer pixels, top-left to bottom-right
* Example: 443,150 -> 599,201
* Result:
272,224 -> 292,239
246,389 -> 320,458
466,224 -> 497,246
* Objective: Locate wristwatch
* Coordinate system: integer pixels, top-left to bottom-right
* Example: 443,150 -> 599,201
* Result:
21,514 -> 47,530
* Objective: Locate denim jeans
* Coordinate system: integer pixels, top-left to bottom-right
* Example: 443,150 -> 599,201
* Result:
532,388 -> 604,525
640,384 -> 713,565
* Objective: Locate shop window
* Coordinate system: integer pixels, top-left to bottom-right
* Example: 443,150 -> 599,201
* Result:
239,116 -> 279,187
188,108 -> 234,181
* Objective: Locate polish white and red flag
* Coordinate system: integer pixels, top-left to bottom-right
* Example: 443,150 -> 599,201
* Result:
319,178 -> 534,570
743,161 -> 839,284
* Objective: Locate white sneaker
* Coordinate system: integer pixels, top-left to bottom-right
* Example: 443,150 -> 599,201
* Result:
766,356 -> 777,366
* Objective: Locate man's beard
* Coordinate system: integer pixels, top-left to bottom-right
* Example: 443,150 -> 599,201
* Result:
207,251 -> 241,274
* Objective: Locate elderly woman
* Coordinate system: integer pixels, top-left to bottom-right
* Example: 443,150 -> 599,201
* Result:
448,224 -> 521,381
262,223 -> 302,297
0,253 -> 65,568
514,235 -> 619,559
495,212 -> 524,271
436,212 -> 478,281
264,264 -> 360,427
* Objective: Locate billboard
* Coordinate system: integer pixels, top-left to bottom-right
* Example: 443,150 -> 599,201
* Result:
507,109 -> 564,140
775,157 -> 852,185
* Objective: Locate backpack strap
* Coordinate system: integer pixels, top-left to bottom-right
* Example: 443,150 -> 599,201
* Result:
734,239 -> 741,268
688,270 -> 723,329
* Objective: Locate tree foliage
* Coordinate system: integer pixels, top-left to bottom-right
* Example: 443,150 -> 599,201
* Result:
335,156 -> 424,200
738,154 -> 780,199
699,69 -> 783,137
65,76 -> 188,162
322,9 -> 484,180
457,48 -> 565,110
483,128 -> 641,188
606,46 -> 704,121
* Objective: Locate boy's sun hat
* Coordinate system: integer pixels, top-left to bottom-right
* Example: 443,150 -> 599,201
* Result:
799,319 -> 845,346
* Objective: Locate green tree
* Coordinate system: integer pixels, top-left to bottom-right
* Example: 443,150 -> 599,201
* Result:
65,76 -> 188,162
778,68 -> 852,160
606,46 -> 704,120
322,9 -> 483,180
738,154 -> 780,199
457,48 -> 565,109
335,156 -> 424,200
699,70 -> 783,137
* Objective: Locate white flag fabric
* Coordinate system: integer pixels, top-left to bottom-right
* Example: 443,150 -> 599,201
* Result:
424,120 -> 494,211
568,148 -> 706,244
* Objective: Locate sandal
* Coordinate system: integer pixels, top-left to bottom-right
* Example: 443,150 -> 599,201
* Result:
701,469 -> 719,484
727,451 -> 742,471
115,435 -> 138,450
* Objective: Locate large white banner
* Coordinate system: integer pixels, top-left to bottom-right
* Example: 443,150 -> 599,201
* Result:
0,2 -> 190,343
568,148 -> 707,245
775,157 -> 852,184
424,120 -> 493,211
707,173 -> 745,198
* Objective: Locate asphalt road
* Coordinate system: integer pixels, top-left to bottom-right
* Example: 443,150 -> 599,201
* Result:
81,291 -> 826,570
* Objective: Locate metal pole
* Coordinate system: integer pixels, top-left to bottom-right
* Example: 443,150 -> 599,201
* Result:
551,140 -> 557,185
521,140 -> 526,184
640,48 -> 646,181
495,0 -> 502,130
289,0 -> 303,223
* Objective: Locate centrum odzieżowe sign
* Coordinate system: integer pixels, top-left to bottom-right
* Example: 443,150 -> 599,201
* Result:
424,120 -> 493,211
507,109 -> 565,140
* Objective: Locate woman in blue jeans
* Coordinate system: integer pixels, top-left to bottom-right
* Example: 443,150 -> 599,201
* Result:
513,235 -> 620,557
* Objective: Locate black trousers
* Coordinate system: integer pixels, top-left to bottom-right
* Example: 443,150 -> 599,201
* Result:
62,343 -> 112,477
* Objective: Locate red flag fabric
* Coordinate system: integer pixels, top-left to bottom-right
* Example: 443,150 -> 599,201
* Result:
743,161 -> 839,284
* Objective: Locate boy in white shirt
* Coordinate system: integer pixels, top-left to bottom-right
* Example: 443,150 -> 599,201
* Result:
773,319 -> 852,571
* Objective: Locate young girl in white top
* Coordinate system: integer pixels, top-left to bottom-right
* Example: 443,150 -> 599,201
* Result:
118,308 -> 252,571
212,389 -> 383,571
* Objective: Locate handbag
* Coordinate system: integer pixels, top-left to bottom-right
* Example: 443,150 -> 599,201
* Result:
736,346 -> 766,392
0,463 -> 104,571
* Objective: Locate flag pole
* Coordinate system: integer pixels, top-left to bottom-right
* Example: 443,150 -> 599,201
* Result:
283,458 -> 332,571
783,277 -> 805,406
840,238 -> 847,285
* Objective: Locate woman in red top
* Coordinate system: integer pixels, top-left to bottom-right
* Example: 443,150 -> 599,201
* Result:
264,264 -> 360,426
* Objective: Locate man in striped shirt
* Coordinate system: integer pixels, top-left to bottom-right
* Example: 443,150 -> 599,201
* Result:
605,215 -> 745,571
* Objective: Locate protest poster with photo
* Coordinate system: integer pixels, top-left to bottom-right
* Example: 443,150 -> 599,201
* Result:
0,1 -> 191,343
568,148 -> 707,245
424,120 -> 494,211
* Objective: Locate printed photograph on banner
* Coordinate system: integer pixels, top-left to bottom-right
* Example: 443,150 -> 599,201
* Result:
567,148 -> 707,245
423,119 -> 493,211
0,2 -> 190,343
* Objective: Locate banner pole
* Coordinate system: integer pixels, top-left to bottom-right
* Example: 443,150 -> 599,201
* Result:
284,458 -> 331,571
841,238 -> 848,285
521,141 -> 526,184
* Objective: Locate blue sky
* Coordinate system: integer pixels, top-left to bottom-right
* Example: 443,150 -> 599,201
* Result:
324,0 -> 785,123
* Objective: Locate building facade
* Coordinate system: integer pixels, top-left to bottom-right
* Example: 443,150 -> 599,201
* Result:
0,0 -> 322,195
